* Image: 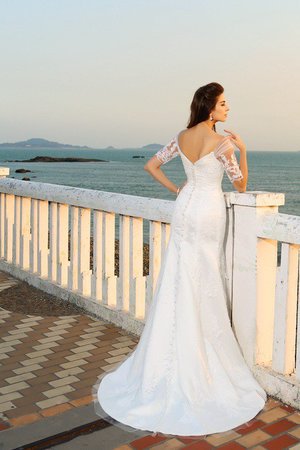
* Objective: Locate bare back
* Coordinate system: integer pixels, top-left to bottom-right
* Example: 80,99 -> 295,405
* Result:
177,126 -> 224,164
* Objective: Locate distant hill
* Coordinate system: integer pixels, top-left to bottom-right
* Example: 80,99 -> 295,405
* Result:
141,143 -> 162,150
0,138 -> 92,149
0,138 -> 164,150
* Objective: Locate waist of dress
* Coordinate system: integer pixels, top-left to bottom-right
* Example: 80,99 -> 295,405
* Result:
183,182 -> 223,195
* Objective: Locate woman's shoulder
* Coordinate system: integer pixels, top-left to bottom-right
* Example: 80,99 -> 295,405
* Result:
215,133 -> 230,141
214,134 -> 234,157
177,128 -> 224,139
176,128 -> 230,147
214,133 -> 232,148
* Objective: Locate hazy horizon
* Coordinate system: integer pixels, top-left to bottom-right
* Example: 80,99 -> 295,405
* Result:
0,136 -> 298,152
1,0 -> 299,152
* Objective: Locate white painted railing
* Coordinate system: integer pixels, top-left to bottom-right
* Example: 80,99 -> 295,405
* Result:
0,171 -> 175,335
0,168 -> 299,408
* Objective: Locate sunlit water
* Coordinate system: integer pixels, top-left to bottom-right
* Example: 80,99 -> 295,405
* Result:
0,147 -> 299,243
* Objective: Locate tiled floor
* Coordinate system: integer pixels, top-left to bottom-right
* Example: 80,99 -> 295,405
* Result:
0,271 -> 300,449
114,401 -> 300,449
0,272 -> 139,431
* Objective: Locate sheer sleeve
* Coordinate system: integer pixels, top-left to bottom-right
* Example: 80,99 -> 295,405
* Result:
154,137 -> 179,165
215,138 -> 244,183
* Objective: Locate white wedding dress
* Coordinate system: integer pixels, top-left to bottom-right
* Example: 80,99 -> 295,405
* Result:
93,131 -> 267,437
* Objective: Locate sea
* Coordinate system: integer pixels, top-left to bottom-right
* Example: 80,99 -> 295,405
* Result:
0,147 -> 299,244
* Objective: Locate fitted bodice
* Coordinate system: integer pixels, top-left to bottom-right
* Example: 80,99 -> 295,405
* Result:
177,144 -> 225,193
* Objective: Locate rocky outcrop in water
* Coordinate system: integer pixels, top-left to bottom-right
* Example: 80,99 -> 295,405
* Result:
9,156 -> 108,163
15,168 -> 31,173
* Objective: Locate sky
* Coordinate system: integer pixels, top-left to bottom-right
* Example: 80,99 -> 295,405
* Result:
0,0 -> 299,151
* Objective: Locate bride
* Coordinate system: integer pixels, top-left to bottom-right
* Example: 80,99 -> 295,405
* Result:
93,82 -> 267,437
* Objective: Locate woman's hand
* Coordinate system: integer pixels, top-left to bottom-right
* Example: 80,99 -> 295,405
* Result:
177,180 -> 187,196
224,129 -> 246,152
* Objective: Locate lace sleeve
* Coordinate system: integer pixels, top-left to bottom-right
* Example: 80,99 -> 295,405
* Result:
154,137 -> 179,165
215,138 -> 243,183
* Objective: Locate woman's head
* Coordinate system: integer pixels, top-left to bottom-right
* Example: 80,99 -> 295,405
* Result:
187,82 -> 229,130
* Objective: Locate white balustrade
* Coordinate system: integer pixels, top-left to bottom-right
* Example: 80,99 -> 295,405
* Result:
0,176 -> 174,334
0,171 -> 299,407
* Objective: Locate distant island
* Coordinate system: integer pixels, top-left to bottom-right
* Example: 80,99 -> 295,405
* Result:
141,143 -> 162,151
0,138 -> 163,150
0,138 -> 92,150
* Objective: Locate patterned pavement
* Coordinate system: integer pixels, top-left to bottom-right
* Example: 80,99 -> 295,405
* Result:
0,271 -> 300,449
116,400 -> 300,449
0,272 -> 138,432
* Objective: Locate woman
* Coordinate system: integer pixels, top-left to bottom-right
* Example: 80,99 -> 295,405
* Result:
93,82 -> 267,437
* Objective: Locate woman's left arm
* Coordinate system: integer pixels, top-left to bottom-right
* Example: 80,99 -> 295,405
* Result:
224,129 -> 248,192
237,148 -> 248,191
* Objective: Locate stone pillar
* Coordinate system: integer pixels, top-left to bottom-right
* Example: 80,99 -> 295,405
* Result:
0,168 -> 9,179
228,190 -> 285,368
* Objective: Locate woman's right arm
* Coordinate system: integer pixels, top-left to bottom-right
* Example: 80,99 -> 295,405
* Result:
144,137 -> 182,195
144,157 -> 179,194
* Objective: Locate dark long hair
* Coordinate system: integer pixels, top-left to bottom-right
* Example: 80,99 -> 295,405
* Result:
187,82 -> 224,132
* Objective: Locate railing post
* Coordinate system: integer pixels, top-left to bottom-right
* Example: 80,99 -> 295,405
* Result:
0,169 -> 11,263
273,242 -> 299,374
0,168 -> 9,179
229,191 -> 285,368
130,216 -> 145,319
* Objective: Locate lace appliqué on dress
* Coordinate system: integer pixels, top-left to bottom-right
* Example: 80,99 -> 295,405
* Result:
155,137 -> 179,165
215,138 -> 243,183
